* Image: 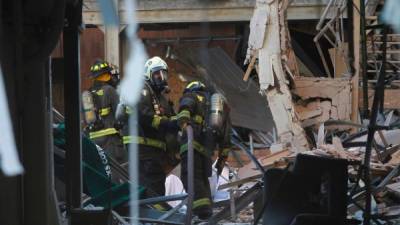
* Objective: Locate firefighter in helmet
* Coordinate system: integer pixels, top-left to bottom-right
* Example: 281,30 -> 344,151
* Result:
177,80 -> 232,220
84,59 -> 127,166
131,56 -> 179,199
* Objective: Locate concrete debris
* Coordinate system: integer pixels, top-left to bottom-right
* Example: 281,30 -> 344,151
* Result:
217,113 -> 400,224
217,207 -> 254,224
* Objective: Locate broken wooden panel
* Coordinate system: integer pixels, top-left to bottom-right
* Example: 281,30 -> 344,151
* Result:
328,42 -> 349,78
296,100 -> 322,121
293,77 -> 352,127
359,88 -> 400,109
248,2 -> 268,50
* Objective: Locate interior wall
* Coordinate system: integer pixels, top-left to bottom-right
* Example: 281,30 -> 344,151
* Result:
52,23 -> 244,112
50,27 -> 104,113
121,23 -> 242,108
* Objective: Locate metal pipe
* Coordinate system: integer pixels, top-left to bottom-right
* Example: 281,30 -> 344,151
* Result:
249,134 -> 254,154
316,0 -> 337,30
184,125 -> 194,225
229,189 -> 236,220
231,137 -> 265,174
314,3 -> 347,41
158,199 -> 188,220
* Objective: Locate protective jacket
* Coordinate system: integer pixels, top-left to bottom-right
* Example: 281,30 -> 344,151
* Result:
134,82 -> 178,199
88,81 -> 120,140
178,91 -> 231,152
128,82 -> 178,157
87,80 -> 127,170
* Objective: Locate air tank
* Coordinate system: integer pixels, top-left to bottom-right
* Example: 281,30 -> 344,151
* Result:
82,90 -> 96,124
209,93 -> 225,131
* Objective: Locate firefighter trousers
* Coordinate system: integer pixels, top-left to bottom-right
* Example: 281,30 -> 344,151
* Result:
181,151 -> 213,219
139,156 -> 166,198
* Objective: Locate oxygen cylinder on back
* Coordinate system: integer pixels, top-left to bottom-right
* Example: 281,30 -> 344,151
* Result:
82,90 -> 97,124
209,93 -> 225,132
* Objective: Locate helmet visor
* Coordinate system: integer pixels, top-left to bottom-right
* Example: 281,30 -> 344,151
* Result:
151,69 -> 168,83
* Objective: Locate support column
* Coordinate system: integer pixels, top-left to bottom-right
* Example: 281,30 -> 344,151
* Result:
23,60 -> 53,225
104,0 -> 120,67
64,0 -> 83,215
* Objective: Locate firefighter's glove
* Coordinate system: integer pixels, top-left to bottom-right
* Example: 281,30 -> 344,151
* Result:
215,156 -> 227,176
177,110 -> 191,130
216,148 -> 230,175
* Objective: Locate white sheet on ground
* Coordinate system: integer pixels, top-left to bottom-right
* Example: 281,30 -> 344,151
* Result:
165,174 -> 186,208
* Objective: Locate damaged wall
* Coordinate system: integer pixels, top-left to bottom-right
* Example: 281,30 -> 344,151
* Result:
247,0 -> 309,152
293,77 -> 352,128
246,0 -> 356,152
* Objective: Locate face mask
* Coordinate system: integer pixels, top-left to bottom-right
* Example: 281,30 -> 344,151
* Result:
151,70 -> 168,92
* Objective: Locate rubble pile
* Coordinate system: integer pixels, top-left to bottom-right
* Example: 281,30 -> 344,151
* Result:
216,110 -> 400,224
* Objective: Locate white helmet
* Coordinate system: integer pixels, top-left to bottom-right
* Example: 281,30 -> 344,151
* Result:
144,56 -> 169,92
144,56 -> 168,80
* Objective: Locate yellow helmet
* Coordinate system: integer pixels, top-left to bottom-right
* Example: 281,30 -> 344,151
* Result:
89,59 -> 112,78
184,81 -> 206,93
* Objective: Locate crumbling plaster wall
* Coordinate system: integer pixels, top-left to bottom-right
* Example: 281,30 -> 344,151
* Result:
247,0 -> 309,153
247,0 -> 353,152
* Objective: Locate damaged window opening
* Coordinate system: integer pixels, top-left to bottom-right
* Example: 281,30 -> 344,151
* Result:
2,0 -> 400,225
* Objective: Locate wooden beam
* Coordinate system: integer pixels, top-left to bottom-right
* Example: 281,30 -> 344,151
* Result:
103,0 -> 120,68
243,54 -> 256,81
83,0 -> 337,25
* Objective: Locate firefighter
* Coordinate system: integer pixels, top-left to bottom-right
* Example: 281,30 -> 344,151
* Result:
85,59 -> 127,166
132,56 -> 178,199
177,81 -> 232,220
